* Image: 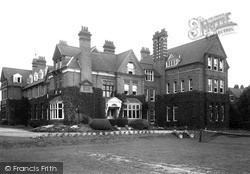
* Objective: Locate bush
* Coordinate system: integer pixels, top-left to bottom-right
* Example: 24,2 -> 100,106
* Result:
108,119 -> 117,126
89,119 -> 112,130
29,120 -> 48,128
128,119 -> 149,130
116,118 -> 128,127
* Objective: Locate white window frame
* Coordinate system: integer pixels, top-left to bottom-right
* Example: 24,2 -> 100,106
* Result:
219,59 -> 224,72
150,89 -> 155,102
189,79 -> 193,91
34,72 -> 38,81
181,80 -> 184,92
123,103 -> 141,119
2,88 -> 7,100
166,83 -> 170,94
132,84 -> 137,95
208,57 -> 212,69
50,102 -> 64,120
124,84 -> 129,95
220,80 -> 224,94
13,73 -> 22,83
173,81 -> 177,93
145,89 -> 149,101
214,58 -> 218,71
29,74 -> 33,83
127,62 -> 135,75
221,105 -> 225,122
209,104 -> 213,122
173,106 -> 178,121
166,106 -> 170,122
215,105 -> 219,121
38,69 -> 44,79
145,70 -> 154,82
208,79 -> 212,92
214,80 -> 218,93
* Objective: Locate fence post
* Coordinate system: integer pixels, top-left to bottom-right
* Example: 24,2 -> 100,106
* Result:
199,129 -> 203,142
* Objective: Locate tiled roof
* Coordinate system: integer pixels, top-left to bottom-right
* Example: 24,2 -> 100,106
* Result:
55,44 -> 133,73
228,88 -> 242,98
23,79 -> 45,90
1,67 -> 31,87
140,34 -> 226,70
168,34 -> 227,66
57,44 -> 81,57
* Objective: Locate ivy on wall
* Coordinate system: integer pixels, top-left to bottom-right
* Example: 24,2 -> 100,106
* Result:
155,91 -> 229,129
61,86 -> 105,124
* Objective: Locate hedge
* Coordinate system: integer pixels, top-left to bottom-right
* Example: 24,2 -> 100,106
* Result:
89,119 -> 112,130
128,119 -> 149,130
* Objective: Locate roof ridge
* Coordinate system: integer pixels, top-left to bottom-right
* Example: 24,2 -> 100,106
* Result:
168,34 -> 217,51
2,67 -> 31,71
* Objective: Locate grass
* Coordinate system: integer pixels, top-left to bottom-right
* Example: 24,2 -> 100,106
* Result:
0,133 -> 250,173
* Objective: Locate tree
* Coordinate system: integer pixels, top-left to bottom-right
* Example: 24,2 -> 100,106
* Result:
237,86 -> 250,122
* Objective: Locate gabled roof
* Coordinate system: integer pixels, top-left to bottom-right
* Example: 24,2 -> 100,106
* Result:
54,43 -> 142,74
168,34 -> 227,67
56,44 -> 81,57
140,34 -> 227,70
1,67 -> 31,87
139,55 -> 161,77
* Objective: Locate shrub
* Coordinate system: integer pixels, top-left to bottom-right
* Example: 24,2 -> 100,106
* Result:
128,119 -> 149,130
108,119 -> 117,126
89,119 -> 112,130
116,118 -> 128,127
29,120 -> 47,128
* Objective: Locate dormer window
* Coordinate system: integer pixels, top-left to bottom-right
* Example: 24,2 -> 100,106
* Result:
13,73 -> 22,83
38,69 -> 44,79
166,54 -> 180,68
127,62 -> 135,74
34,72 -> 38,81
28,74 -> 33,83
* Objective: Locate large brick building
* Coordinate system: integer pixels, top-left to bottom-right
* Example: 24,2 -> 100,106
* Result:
0,26 -> 230,128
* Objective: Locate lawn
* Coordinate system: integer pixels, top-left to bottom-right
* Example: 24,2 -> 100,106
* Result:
0,133 -> 250,174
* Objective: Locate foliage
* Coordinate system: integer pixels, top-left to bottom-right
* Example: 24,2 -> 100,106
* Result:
61,86 -> 105,123
128,119 -> 149,130
116,118 -> 128,127
237,86 -> 250,122
108,119 -> 117,126
229,104 -> 241,129
89,119 -> 112,130
6,97 -> 31,126
155,91 -> 229,129
108,118 -> 128,127
115,93 -> 148,119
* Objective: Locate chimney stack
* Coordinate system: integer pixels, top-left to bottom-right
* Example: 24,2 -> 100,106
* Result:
103,40 -> 115,53
32,56 -> 46,72
152,28 -> 168,61
78,26 -> 93,93
140,47 -> 150,59
78,26 -> 92,48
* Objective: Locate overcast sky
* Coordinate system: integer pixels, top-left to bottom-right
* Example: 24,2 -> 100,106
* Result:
0,0 -> 249,88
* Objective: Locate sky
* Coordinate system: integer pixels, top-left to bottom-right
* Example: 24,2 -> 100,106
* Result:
0,0 -> 249,89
